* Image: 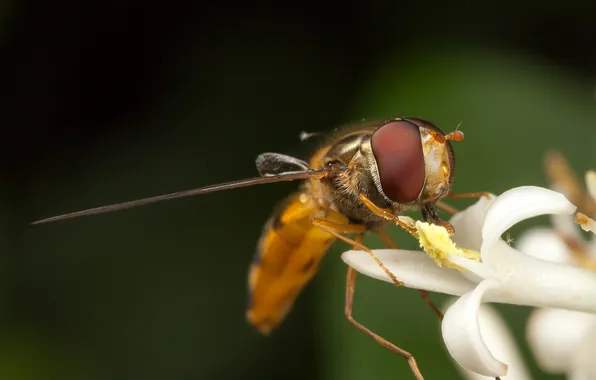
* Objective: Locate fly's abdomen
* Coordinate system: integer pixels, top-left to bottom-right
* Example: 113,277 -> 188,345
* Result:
246,193 -> 344,334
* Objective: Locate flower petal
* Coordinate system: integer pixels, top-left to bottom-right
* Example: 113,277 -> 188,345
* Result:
526,308 -> 596,374
569,321 -> 596,380
446,256 -> 493,282
450,194 -> 496,251
442,279 -> 507,377
516,227 -> 574,264
445,299 -> 533,380
481,241 -> 596,312
340,249 -> 475,295
481,186 -> 577,259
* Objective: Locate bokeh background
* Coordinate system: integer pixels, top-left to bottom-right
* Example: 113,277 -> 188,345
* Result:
3,1 -> 596,379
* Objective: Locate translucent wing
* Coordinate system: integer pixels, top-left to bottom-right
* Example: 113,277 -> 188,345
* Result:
31,168 -> 328,225
255,153 -> 311,176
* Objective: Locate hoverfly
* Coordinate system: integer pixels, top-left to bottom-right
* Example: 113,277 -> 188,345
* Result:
32,117 -> 481,380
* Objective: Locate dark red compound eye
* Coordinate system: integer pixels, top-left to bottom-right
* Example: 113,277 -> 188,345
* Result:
371,120 -> 425,204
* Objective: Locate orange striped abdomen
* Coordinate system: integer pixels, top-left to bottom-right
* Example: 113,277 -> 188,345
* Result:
246,193 -> 347,334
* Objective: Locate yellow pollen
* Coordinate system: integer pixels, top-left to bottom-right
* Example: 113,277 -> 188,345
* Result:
394,216 -> 481,270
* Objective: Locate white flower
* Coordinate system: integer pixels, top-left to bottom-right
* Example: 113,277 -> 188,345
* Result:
444,300 -> 532,380
341,186 -> 596,378
518,170 -> 596,380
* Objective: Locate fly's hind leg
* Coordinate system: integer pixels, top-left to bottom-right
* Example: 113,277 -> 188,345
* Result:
310,218 -> 425,379
376,229 -> 444,321
345,234 -> 425,380
355,194 -> 444,319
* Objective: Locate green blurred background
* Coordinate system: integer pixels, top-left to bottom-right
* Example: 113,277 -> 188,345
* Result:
3,1 -> 596,379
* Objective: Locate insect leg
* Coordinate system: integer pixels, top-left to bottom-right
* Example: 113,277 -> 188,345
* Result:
376,229 -> 444,321
311,218 -> 403,287
356,194 -> 418,235
359,193 -> 457,235
435,201 -> 458,216
314,219 -> 426,379
420,204 -> 455,234
345,238 -> 425,380
448,191 -> 491,199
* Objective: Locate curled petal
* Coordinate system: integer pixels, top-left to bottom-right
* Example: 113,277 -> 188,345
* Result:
446,299 -> 533,380
340,249 -> 474,296
516,227 -> 573,264
450,195 -> 495,251
481,186 -> 577,257
442,279 -> 507,377
526,308 -> 596,374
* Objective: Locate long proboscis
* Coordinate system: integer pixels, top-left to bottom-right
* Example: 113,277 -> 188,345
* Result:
31,169 -> 328,225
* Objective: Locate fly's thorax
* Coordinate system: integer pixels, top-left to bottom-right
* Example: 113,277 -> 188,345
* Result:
317,130 -> 394,226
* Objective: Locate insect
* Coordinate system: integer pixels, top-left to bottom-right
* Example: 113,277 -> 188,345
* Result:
32,117 -> 482,380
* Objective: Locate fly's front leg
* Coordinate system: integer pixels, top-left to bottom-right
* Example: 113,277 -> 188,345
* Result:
357,194 -> 417,235
311,218 -> 403,287
358,192 -> 446,320
421,204 -> 455,235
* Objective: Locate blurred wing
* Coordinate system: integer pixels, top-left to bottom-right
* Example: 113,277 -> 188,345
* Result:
31,168 -> 329,225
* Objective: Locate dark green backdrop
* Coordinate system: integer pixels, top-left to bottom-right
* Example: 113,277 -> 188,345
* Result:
3,1 -> 596,379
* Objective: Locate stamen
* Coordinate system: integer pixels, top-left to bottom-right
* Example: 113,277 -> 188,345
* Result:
576,212 -> 596,234
392,215 -> 480,270
586,170 -> 596,201
414,221 -> 480,270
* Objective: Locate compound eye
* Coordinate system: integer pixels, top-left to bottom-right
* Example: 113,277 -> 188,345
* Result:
371,120 -> 425,203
